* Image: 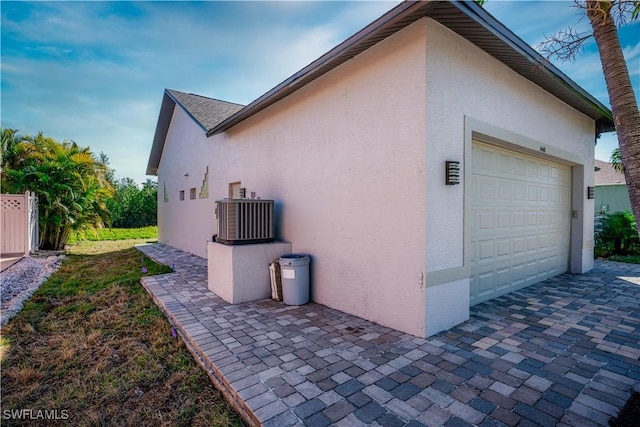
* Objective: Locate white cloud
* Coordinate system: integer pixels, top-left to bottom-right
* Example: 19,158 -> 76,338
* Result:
2,0 -> 636,184
1,1 -> 398,183
623,40 -> 640,82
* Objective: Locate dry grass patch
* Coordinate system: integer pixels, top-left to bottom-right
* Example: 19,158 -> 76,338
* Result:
1,239 -> 244,426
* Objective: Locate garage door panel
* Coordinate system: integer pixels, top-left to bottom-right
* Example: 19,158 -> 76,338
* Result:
512,210 -> 526,228
527,185 -> 539,203
471,141 -> 570,306
540,187 -> 550,204
478,210 -> 495,232
549,210 -> 562,226
550,165 -> 569,184
498,181 -> 511,202
513,183 -> 526,203
537,256 -> 550,274
496,238 -> 510,258
526,260 -> 539,280
478,180 -> 496,203
511,261 -> 526,279
539,210 -> 549,226
498,153 -> 512,172
512,236 -> 526,254
478,239 -> 494,262
492,269 -> 511,291
539,164 -> 550,180
513,158 -> 527,178
476,271 -> 495,293
538,233 -> 549,249
497,211 -> 510,229
477,146 -> 496,171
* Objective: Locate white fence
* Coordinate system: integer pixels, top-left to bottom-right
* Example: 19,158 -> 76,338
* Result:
1,192 -> 38,256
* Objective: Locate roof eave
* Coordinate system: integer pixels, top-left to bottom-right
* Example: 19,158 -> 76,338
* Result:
451,1 -> 614,132
208,0 -> 614,137
208,0 -> 436,136
146,90 -> 176,175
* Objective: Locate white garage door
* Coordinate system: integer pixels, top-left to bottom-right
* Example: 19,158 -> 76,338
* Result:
470,141 -> 571,306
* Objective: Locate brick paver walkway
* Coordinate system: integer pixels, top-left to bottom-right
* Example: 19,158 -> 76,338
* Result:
137,243 -> 640,427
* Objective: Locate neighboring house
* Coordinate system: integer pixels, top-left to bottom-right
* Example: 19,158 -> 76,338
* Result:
147,1 -> 614,338
594,159 -> 632,215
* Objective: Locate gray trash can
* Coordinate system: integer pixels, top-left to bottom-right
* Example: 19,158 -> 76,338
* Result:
280,254 -> 310,305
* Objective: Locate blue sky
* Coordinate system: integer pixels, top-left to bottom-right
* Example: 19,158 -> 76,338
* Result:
2,1 -> 639,185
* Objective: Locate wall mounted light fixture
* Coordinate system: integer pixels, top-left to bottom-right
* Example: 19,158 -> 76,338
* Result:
587,186 -> 595,199
446,161 -> 460,185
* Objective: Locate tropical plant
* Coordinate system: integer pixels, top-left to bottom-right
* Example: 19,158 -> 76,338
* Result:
537,1 -> 640,235
1,129 -> 114,249
1,128 -> 21,171
611,147 -> 624,173
595,211 -> 640,257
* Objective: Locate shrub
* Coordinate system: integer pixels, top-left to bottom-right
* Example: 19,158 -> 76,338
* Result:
595,211 -> 640,257
106,178 -> 158,228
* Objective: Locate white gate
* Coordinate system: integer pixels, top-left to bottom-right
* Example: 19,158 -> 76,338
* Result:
1,192 -> 38,256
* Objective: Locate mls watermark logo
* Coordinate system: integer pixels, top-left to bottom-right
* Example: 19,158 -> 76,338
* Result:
2,409 -> 69,421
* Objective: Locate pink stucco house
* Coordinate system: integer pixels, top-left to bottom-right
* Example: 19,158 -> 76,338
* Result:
147,1 -> 614,338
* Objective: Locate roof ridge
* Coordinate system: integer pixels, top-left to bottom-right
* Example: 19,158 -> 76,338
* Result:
166,88 -> 245,107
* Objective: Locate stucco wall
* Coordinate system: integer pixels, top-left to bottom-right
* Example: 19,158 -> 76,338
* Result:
157,106 -> 217,258
159,20 -> 429,337
157,17 -> 598,338
423,17 -> 595,274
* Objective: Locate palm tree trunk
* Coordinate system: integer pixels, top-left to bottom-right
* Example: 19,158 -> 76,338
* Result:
587,1 -> 640,235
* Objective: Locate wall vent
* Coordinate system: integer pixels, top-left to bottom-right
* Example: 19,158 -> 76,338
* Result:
215,199 -> 275,245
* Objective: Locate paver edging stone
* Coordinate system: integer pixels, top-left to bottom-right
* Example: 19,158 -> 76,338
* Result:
141,276 -> 261,427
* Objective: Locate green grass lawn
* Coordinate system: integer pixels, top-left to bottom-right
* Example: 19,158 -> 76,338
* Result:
0,239 -> 244,427
607,254 -> 640,264
67,226 -> 158,244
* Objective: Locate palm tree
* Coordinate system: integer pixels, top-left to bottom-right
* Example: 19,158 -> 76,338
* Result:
1,127 -> 24,173
586,1 -> 640,232
2,130 -> 113,249
611,147 -> 624,173
537,1 -> 640,235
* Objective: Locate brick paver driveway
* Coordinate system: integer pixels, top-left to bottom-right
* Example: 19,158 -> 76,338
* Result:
138,243 -> 640,427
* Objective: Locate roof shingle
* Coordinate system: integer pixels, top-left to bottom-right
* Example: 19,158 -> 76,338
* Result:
146,90 -> 244,175
595,159 -> 626,185
166,89 -> 244,132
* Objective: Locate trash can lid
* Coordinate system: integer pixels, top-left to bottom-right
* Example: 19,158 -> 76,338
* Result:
281,254 -> 308,259
280,253 -> 310,266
